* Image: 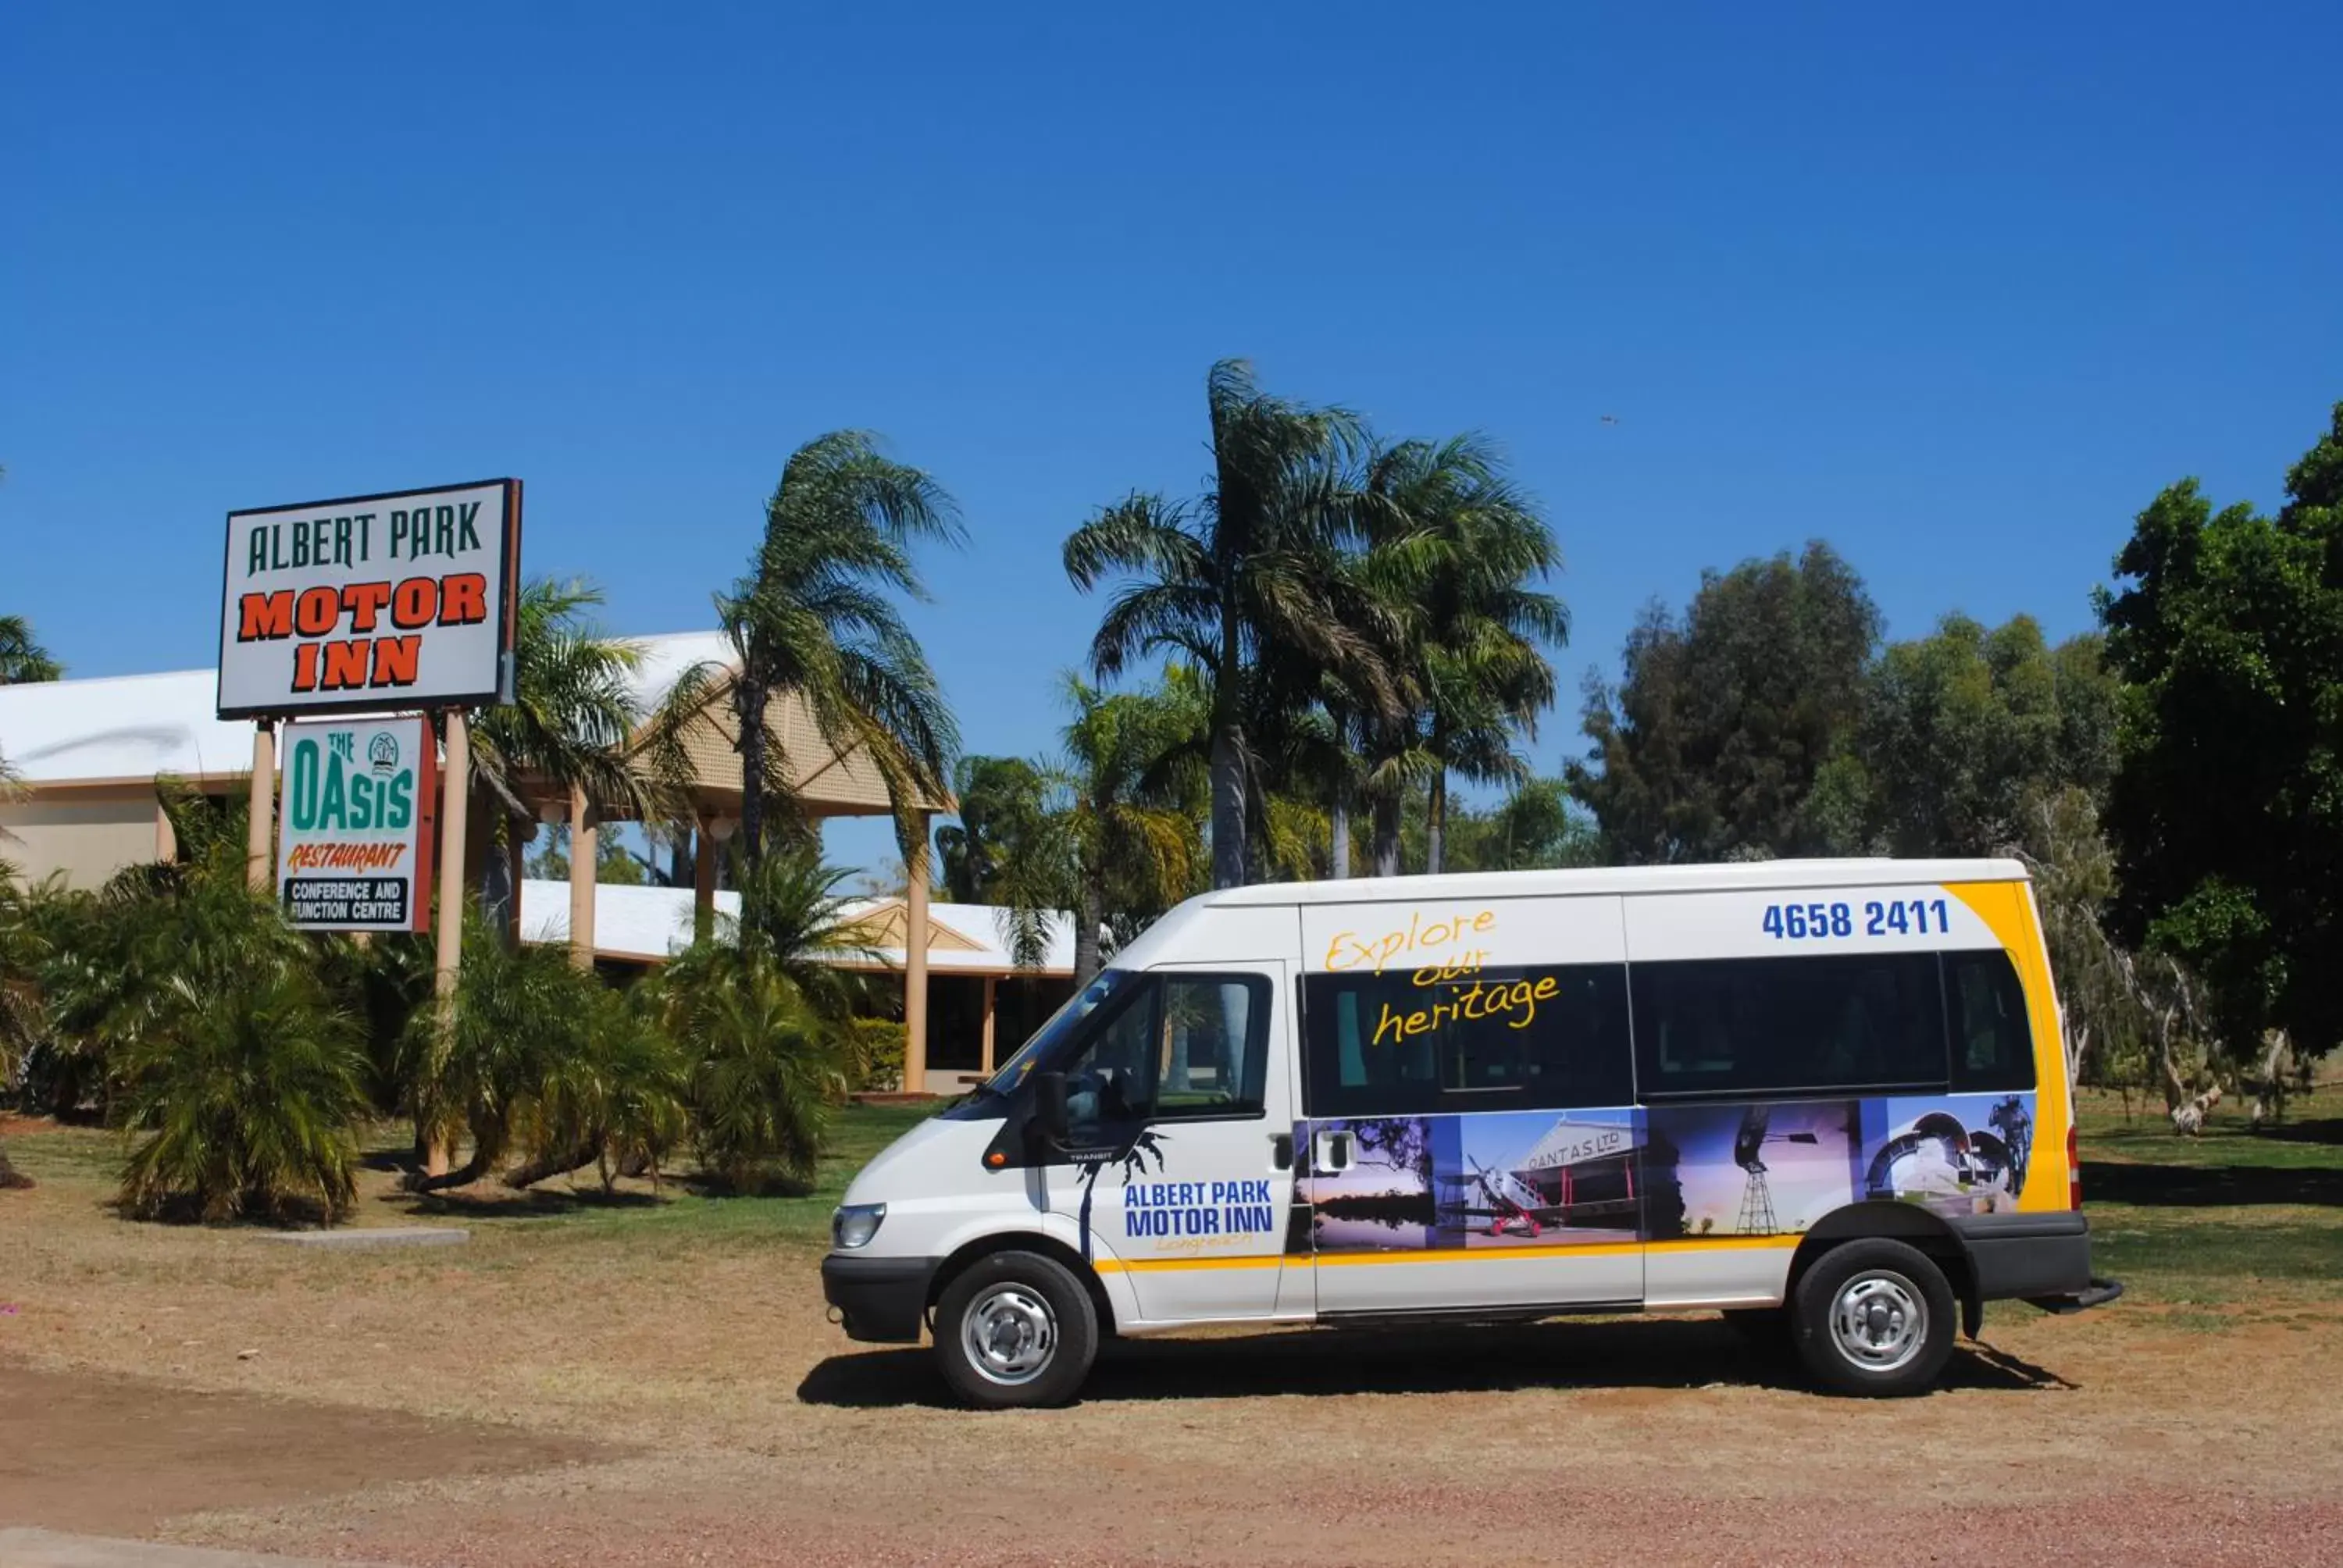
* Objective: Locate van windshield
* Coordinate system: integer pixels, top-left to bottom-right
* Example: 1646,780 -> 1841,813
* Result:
979,969 -> 1136,1097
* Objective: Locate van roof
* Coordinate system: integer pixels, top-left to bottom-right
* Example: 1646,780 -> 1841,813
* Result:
1201,857 -> 2029,907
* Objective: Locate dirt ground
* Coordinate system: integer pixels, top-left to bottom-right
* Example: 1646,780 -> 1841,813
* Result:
6,1115 -> 2343,1566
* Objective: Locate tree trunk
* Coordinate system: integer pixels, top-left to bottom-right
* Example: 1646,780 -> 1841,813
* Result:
1330,791 -> 1350,880
403,1148 -> 495,1192
1073,869 -> 1104,989
462,786 -> 494,918
1371,790 -> 1402,878
738,678 -> 768,875
504,1142 -> 600,1190
480,826 -> 522,949
1426,767 -> 1448,876
2248,1030 -> 2291,1128
1208,723 -> 1247,890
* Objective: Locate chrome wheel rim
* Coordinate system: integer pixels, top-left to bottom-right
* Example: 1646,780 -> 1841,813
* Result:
962,1284 -> 1057,1385
1830,1270 -> 1926,1373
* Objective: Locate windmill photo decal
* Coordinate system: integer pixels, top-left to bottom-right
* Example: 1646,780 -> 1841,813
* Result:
1731,1103 -> 1820,1236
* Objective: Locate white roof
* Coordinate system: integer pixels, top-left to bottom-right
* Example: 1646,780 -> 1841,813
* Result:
0,632 -> 734,787
515,878 -> 1076,975
1202,857 -> 2030,907
0,668 -> 258,785
618,630 -> 734,715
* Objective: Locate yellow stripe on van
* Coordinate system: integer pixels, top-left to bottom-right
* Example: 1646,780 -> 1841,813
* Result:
1945,879 -> 2074,1211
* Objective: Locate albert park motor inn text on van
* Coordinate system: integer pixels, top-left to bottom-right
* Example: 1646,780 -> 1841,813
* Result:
822,859 -> 2120,1407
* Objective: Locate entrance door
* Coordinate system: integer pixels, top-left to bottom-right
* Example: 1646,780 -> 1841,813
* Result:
1038,962 -> 1301,1324
1296,896 -> 1645,1317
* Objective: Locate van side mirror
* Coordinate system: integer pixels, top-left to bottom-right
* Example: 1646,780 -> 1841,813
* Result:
1030,1071 -> 1070,1150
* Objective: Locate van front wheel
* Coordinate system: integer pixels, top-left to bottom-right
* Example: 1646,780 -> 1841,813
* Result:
933,1250 -> 1098,1409
1792,1239 -> 1955,1398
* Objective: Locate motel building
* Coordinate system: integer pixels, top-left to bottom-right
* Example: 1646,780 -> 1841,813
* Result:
0,633 -> 1076,1095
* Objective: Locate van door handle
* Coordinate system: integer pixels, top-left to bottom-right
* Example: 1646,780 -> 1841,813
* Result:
1270,1133 -> 1293,1171
1311,1129 -> 1353,1173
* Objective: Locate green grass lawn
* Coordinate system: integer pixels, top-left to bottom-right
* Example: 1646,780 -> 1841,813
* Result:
2,1100 -> 938,1253
385,1100 -> 939,1253
2074,1086 -> 2343,1310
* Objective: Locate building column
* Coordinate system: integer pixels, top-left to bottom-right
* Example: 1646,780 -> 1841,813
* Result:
694,813 -> 718,944
904,814 -> 931,1093
980,975 -> 998,1075
568,783 -> 597,971
155,795 -> 178,864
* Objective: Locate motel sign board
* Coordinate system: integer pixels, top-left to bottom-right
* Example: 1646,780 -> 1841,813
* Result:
217,479 -> 522,718
276,718 -> 437,932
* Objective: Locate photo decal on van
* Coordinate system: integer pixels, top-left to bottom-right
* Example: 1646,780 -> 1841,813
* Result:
1299,1091 -> 2037,1254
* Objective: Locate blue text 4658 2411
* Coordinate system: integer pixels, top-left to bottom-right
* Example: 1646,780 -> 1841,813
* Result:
1760,898 -> 1951,940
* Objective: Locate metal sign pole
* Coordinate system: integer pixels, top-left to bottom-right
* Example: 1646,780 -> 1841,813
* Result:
246,720 -> 276,890
429,707 -> 471,1178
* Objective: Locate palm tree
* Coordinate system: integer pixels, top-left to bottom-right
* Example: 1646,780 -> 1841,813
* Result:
999,675 -> 1204,986
658,845 -> 871,1190
1065,359 -> 1401,889
934,756 -> 1051,903
468,579 -> 650,935
1358,437 -> 1567,875
723,433 -> 962,869
0,615 -> 61,684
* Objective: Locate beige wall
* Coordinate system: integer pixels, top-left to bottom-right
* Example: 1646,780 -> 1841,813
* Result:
0,790 -> 163,888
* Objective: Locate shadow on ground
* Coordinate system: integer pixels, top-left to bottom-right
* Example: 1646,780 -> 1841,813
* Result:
797,1316 -> 2074,1409
2084,1161 -> 2343,1207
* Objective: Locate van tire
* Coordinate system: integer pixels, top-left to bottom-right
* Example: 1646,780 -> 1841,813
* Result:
933,1250 -> 1098,1409
1792,1238 -> 1955,1398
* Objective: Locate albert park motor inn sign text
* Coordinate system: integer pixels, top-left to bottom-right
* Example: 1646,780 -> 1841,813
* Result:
277,718 -> 437,932
217,479 -> 522,718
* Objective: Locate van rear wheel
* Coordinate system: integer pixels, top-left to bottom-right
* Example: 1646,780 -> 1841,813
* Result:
1792,1238 -> 1955,1398
933,1250 -> 1098,1409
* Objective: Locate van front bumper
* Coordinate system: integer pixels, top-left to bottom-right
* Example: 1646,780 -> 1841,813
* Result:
1948,1211 -> 2122,1311
822,1253 -> 937,1344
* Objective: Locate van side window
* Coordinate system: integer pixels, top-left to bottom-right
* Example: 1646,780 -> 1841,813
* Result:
1301,964 -> 1632,1117
1945,949 -> 2036,1092
1060,973 -> 1271,1132
1630,953 -> 1947,1099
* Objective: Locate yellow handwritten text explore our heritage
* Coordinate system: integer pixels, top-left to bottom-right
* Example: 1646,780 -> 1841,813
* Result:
1320,907 -> 1560,1042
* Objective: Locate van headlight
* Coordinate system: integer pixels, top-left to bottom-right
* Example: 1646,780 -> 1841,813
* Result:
832,1203 -> 886,1250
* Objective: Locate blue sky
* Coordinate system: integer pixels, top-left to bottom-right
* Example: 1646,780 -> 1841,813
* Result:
6,4 -> 2338,871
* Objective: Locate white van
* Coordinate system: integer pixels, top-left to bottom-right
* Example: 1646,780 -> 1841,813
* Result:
822,859 -> 2120,1406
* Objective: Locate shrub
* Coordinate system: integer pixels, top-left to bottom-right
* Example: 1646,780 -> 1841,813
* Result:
117,963 -> 369,1223
843,1016 -> 906,1094
668,953 -> 846,1193
530,983 -> 689,1192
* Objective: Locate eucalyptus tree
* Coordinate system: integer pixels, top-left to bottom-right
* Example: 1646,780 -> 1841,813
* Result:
718,432 -> 964,920
1065,360 -> 1400,889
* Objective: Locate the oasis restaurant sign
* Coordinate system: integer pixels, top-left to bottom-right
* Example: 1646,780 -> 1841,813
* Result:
216,479 -> 522,718
276,717 -> 437,932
